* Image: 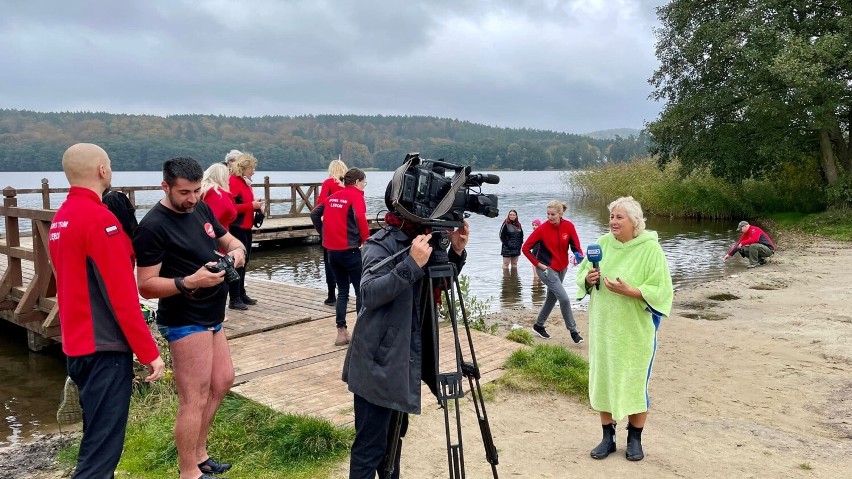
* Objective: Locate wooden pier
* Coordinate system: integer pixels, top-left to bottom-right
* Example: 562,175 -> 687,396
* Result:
1,178 -> 382,244
0,197 -> 522,425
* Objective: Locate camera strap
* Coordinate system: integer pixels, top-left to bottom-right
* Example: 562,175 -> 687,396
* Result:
389,154 -> 468,224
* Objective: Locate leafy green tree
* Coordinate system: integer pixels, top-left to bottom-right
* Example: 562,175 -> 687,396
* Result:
648,0 -> 851,185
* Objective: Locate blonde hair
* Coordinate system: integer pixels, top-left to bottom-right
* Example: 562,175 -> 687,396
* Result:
229,152 -> 258,177
545,200 -> 569,215
608,196 -> 646,237
201,163 -> 230,198
327,159 -> 347,180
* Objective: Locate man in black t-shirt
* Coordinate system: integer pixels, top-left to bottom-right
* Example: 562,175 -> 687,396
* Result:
133,157 -> 247,479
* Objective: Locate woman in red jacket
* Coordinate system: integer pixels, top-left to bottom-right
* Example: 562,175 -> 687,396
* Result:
318,158 -> 348,305
310,168 -> 369,346
228,153 -> 264,310
201,163 -> 236,231
522,200 -> 584,344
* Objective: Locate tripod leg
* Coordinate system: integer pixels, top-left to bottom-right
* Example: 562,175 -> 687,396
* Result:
453,276 -> 500,478
383,411 -> 405,479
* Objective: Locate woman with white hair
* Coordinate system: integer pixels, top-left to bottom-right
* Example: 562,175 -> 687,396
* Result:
201,163 -> 236,231
575,196 -> 673,462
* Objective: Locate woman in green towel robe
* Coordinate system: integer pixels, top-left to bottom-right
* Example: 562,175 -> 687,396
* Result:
575,196 -> 673,462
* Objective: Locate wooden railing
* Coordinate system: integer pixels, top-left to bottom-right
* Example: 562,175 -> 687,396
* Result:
12,177 -> 321,218
0,186 -> 59,344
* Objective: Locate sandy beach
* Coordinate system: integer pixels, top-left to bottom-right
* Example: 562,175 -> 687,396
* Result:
330,231 -> 852,478
7,232 -> 852,478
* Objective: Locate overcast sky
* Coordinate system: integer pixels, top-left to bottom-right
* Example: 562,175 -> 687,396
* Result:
0,0 -> 666,134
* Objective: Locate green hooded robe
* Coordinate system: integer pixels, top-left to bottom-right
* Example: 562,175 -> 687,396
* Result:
575,230 -> 673,420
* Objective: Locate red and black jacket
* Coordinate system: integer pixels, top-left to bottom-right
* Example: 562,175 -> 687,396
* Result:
229,174 -> 256,230
48,187 -> 159,363
522,218 -> 582,272
727,225 -> 776,256
310,185 -> 369,250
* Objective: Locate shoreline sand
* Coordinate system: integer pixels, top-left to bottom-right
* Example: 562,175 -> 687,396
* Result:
7,232 -> 852,478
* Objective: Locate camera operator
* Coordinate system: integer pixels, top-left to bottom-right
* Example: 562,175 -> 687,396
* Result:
343,202 -> 469,479
133,157 -> 247,479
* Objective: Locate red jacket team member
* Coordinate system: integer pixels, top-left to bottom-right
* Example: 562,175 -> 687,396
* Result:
201,163 -> 237,230
522,200 -> 585,343
49,143 -> 164,478
723,220 -> 776,268
227,153 -> 263,310
317,158 -> 348,305
310,168 -> 369,346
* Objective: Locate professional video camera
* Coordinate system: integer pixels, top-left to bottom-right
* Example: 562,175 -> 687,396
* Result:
387,153 -> 499,229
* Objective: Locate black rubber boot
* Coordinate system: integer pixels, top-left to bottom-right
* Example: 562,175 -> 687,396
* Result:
626,423 -> 644,461
590,423 -> 617,459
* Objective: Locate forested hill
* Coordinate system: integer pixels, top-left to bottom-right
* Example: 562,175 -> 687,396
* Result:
0,110 -> 650,171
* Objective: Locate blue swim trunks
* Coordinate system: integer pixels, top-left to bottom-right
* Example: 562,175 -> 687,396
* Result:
157,323 -> 222,342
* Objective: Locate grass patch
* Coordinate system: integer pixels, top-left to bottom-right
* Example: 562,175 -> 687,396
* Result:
59,380 -> 354,479
505,328 -> 535,346
768,209 -> 852,241
500,344 -> 589,398
567,157 -> 826,218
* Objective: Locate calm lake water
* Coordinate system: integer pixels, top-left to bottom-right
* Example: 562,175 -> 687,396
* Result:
0,170 -> 751,446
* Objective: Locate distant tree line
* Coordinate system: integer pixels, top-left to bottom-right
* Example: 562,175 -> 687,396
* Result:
0,110 -> 651,171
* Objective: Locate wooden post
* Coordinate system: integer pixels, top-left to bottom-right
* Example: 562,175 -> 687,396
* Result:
41,178 -> 51,209
264,176 -> 271,217
1,187 -> 23,298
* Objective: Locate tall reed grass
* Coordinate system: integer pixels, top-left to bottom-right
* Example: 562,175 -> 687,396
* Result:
566,157 -> 826,219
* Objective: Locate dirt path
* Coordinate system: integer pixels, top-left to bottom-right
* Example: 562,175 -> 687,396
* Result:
331,232 -> 852,478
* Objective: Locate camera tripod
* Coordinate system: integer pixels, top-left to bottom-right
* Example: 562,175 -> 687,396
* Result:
382,235 -> 499,479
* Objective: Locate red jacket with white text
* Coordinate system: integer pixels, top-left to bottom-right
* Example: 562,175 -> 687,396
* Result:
310,185 -> 369,251
48,187 -> 159,363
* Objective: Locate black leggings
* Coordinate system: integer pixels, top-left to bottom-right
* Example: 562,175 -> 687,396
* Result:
228,226 -> 252,301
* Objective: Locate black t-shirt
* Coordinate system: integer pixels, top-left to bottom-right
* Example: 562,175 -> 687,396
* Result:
133,201 -> 228,327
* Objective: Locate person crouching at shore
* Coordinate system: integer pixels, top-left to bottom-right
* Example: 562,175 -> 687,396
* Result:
576,196 -> 673,462
723,220 -> 776,268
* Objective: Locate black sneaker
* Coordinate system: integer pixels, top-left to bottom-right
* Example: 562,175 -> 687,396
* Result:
198,457 -> 232,474
229,301 -> 248,310
241,295 -> 258,305
532,324 -> 551,339
324,296 -> 337,305
571,331 -> 584,344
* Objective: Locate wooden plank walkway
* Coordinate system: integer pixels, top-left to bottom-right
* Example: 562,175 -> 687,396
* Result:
0,239 -> 522,425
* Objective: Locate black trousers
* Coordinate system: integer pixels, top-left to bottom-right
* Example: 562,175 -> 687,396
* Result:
228,225 -> 253,301
322,245 -> 336,295
350,394 -> 409,479
67,351 -> 133,479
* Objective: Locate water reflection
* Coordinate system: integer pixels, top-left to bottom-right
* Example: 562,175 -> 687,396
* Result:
0,323 -> 67,447
500,268 -> 521,308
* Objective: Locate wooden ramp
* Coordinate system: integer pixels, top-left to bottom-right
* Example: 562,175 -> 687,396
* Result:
229,312 -> 520,425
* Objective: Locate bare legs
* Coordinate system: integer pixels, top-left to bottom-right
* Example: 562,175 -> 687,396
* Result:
170,330 -> 235,479
502,256 -> 519,269
599,411 -> 647,427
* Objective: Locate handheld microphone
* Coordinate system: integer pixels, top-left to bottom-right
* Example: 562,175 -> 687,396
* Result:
586,244 -> 602,290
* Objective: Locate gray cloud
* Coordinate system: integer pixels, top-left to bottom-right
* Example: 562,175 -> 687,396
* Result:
0,0 -> 666,133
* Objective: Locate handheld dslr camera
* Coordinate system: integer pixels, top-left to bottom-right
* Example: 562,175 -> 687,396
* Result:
205,251 -> 240,284
387,152 -> 499,229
